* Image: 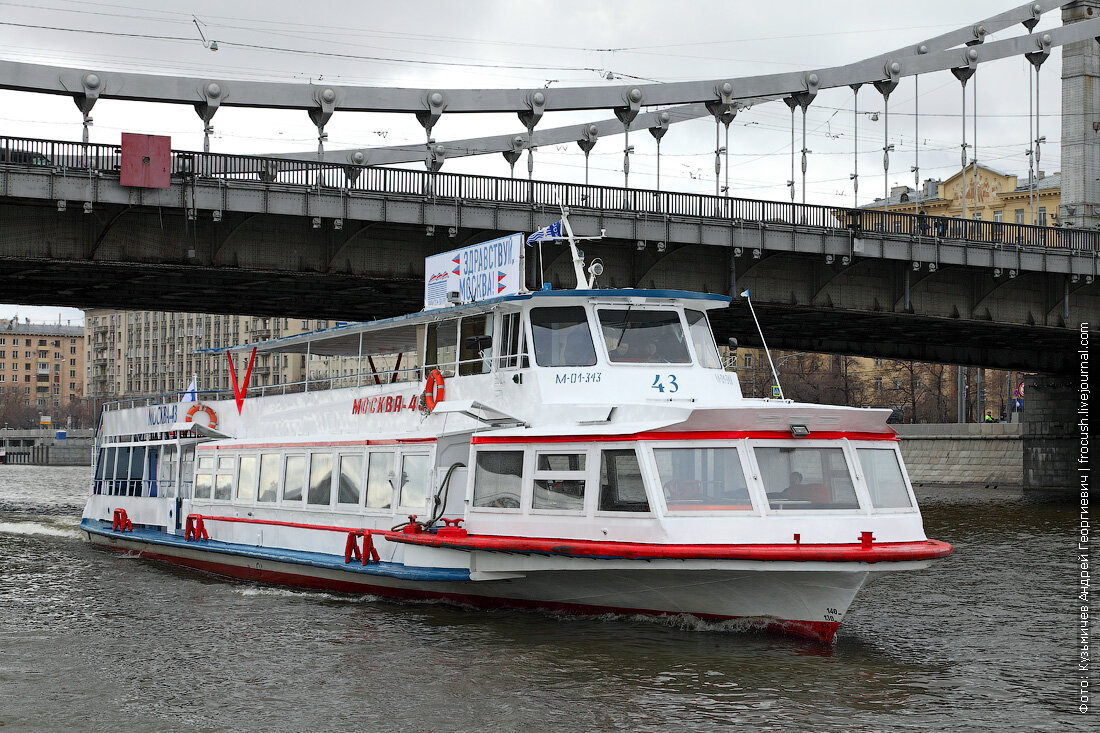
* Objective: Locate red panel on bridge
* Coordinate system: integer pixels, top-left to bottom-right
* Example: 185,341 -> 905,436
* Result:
120,133 -> 170,188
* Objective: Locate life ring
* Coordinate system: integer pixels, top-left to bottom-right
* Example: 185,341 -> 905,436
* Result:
185,403 -> 218,430
421,369 -> 445,412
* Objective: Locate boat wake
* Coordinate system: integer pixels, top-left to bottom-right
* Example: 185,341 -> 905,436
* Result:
0,517 -> 83,540
233,585 -> 382,604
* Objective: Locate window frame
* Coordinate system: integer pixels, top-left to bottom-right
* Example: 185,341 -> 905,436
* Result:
364,449 -> 397,513
643,441 -> 759,516
851,442 -> 919,514
470,449 -> 527,513
280,453 -> 307,506
745,439 -> 867,515
528,305 -> 599,368
395,450 -> 433,513
306,451 -> 335,509
529,449 -> 588,515
593,445 -> 654,517
334,451 -> 367,509
595,306 -> 692,366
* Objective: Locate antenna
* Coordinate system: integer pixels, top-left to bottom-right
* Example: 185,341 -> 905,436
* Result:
740,289 -> 784,400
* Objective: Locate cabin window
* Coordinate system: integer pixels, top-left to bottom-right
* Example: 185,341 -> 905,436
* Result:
755,446 -> 860,510
128,446 -> 146,496
473,451 -> 523,508
532,452 -> 585,511
160,445 -> 178,498
365,452 -> 395,509
194,474 -> 212,499
282,455 -> 306,503
653,447 -> 752,511
497,312 -> 528,369
425,320 -> 458,377
530,306 -> 597,367
598,449 -> 650,512
308,453 -> 333,506
337,454 -> 364,505
237,455 -> 257,501
94,448 -> 109,494
685,310 -> 723,369
214,455 -> 234,501
398,454 -> 430,509
599,309 -> 690,364
857,448 -> 913,509
458,314 -> 494,376
256,454 -> 280,502
114,446 -> 131,496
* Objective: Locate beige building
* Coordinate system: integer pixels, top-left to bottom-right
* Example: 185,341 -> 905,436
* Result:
864,163 -> 1062,226
84,311 -> 362,400
0,319 -> 85,411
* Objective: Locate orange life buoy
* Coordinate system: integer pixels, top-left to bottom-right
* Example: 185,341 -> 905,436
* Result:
421,369 -> 445,412
185,403 -> 218,430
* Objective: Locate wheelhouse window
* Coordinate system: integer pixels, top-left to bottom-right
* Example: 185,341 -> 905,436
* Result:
458,314 -> 494,376
425,320 -> 458,377
307,453 -> 333,506
598,449 -> 649,512
598,309 -> 690,364
282,455 -> 306,503
366,452 -> 395,509
755,446 -> 859,510
337,454 -> 364,506
399,454 -> 430,509
530,306 -> 596,367
532,452 -> 585,511
473,451 -> 523,508
497,312 -> 528,369
653,447 -> 752,511
857,448 -> 913,509
257,453 -> 280,502
685,310 -> 722,369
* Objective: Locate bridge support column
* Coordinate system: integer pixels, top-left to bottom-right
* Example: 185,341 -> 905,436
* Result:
1060,1 -> 1100,228
1021,374 -> 1077,497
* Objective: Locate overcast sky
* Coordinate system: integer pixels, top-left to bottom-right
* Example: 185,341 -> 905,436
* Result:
0,0 -> 1068,323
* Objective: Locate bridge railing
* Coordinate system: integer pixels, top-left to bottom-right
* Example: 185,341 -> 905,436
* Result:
3,134 -> 1097,252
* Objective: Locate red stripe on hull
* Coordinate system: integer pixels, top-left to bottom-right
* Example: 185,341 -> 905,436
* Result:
100,543 -> 840,644
386,532 -> 953,563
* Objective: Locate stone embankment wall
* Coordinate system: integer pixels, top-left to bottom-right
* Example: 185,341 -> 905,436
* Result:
894,423 -> 1023,490
1,429 -> 93,466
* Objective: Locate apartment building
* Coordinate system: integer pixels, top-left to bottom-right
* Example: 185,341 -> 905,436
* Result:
0,318 -> 85,410
84,311 -> 361,399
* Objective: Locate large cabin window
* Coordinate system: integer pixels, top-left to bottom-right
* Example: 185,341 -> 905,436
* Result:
194,454 -> 213,499
214,455 -> 234,500
857,448 -> 913,509
366,452 -> 394,509
598,310 -> 690,364
756,446 -> 860,510
399,454 -> 430,509
282,455 -> 306,503
685,310 -> 723,369
425,320 -> 458,377
307,453 -> 333,506
473,451 -> 523,508
598,449 -> 650,512
531,452 -> 585,512
336,454 -> 364,506
653,447 -> 752,511
257,453 -> 280,502
530,307 -> 597,367
237,455 -> 257,501
458,314 -> 494,376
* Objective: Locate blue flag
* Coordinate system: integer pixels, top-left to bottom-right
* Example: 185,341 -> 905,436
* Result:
526,221 -> 562,246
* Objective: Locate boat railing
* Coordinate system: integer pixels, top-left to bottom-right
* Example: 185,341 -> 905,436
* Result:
98,363 -> 426,413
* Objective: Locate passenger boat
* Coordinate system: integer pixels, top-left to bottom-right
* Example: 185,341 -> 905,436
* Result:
80,215 -> 951,643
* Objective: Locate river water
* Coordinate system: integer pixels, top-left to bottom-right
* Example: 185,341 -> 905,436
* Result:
0,465 -> 1087,731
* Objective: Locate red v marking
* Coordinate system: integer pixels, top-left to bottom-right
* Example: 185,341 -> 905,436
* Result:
227,347 -> 256,415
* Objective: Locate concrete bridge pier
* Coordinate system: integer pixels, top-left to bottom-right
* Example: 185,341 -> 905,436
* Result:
1022,374 -> 1078,496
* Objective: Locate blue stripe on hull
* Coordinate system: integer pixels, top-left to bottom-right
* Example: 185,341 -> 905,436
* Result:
80,519 -> 469,583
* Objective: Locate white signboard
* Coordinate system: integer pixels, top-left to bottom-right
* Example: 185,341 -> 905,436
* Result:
424,233 -> 523,309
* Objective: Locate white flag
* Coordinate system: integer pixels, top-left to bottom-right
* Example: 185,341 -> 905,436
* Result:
183,375 -> 198,402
